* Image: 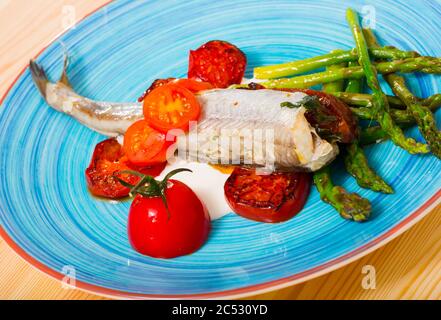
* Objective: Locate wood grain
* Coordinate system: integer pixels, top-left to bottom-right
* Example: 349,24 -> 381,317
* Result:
0,0 -> 440,300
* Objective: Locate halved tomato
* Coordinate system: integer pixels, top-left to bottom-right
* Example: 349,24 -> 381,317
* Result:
142,84 -> 201,133
138,78 -> 212,102
172,79 -> 213,92
224,167 -> 311,223
123,120 -> 170,166
85,138 -> 166,199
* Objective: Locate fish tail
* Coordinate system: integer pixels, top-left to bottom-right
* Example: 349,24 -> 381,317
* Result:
59,54 -> 72,87
29,59 -> 49,100
30,55 -> 73,101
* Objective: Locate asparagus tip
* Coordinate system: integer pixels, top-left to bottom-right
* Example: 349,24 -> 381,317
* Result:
333,186 -> 371,222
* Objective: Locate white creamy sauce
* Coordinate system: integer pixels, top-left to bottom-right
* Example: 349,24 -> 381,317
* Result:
117,134 -> 235,221
157,160 -> 232,221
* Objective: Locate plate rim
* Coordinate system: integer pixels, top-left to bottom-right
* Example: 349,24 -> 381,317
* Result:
0,0 -> 440,300
1,192 -> 439,299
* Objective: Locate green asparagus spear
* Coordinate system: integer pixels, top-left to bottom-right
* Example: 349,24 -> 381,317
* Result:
355,29 -> 394,147
317,59 -> 373,218
333,92 -> 441,109
335,92 -> 403,108
346,8 -> 429,155
322,52 -> 347,93
254,46 -> 420,79
350,102 -> 441,124
351,107 -> 409,124
343,78 -> 441,123
260,57 -> 441,89
359,125 -> 404,145
420,94 -> 441,110
359,123 -> 434,146
386,74 -> 441,158
362,28 -> 380,48
363,27 -> 441,158
340,51 -> 393,193
359,126 -> 389,145
313,167 -> 371,222
332,92 -> 404,108
345,60 -> 364,93
379,57 -> 440,74
344,142 -> 394,193
362,28 -> 439,74
357,91 -> 440,145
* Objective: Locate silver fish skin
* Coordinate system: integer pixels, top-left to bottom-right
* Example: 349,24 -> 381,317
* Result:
30,59 -> 142,136
30,59 -> 338,171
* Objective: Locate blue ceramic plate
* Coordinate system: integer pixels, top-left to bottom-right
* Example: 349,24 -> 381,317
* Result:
0,0 -> 440,299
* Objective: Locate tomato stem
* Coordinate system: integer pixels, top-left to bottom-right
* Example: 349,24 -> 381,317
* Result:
114,168 -> 192,219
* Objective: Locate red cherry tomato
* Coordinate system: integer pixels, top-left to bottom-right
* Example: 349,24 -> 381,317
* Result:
188,40 -> 247,88
143,84 -> 201,133
85,138 -> 166,198
123,120 -> 172,166
224,167 -> 311,223
128,179 -> 210,258
290,89 -> 358,143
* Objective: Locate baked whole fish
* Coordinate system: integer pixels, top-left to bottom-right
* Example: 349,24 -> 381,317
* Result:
30,58 -> 339,171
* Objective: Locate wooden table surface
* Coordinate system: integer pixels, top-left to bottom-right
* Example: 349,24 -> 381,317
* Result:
1,0 -> 440,300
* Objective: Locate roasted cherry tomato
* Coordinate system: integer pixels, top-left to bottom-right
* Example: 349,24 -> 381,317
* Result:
137,78 -> 212,102
188,40 -> 247,88
123,120 -> 172,166
126,159 -> 166,177
143,84 -> 201,133
224,167 -> 311,223
282,88 -> 358,143
85,138 -> 166,198
138,78 -> 177,102
128,170 -> 210,258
